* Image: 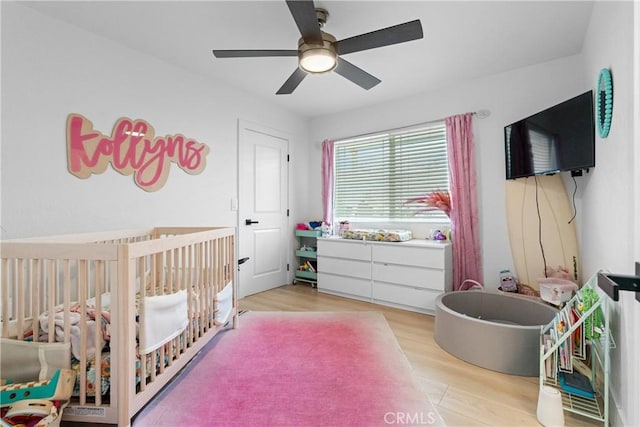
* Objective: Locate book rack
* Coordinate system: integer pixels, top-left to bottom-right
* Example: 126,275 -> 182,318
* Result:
539,273 -> 613,426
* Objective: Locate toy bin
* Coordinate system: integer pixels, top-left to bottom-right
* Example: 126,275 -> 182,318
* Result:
538,278 -> 578,306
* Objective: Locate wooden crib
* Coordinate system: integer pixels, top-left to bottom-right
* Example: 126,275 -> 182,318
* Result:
1,226 -> 236,426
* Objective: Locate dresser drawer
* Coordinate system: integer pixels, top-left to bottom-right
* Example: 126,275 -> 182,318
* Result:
372,244 -> 444,268
318,273 -> 371,299
372,282 -> 439,312
372,263 -> 444,290
318,257 -> 371,280
318,239 -> 371,261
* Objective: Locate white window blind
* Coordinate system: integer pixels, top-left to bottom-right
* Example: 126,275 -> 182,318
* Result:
333,123 -> 449,222
529,127 -> 558,173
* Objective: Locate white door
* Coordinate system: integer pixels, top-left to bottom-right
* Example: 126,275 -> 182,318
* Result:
238,120 -> 289,298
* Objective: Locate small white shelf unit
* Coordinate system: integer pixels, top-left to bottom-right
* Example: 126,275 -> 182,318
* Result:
539,274 -> 613,426
293,229 -> 321,287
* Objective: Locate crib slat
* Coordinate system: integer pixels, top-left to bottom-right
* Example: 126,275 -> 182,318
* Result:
215,237 -> 221,320
106,258 -> 121,417
22,259 -> 30,340
32,259 -> 40,342
178,245 -> 193,353
24,260 -> 31,334
63,261 -> 71,344
207,240 -> 216,329
210,239 -> 216,329
17,259 -> 25,341
204,241 -> 212,330
158,342 -> 166,374
152,251 -> 159,295
150,348 -> 158,381
174,246 -> 180,294
139,254 -> 148,393
211,239 -> 218,328
166,249 -> 175,295
228,235 -> 237,329
219,237 -> 224,290
166,341 -> 173,367
1,258 -> 9,338
183,245 -> 192,351
95,259 -> 104,406
47,260 -> 56,344
196,242 -> 207,338
163,247 -> 173,366
78,259 -> 88,404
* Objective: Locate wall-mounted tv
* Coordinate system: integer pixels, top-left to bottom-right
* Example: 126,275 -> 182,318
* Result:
504,91 -> 595,180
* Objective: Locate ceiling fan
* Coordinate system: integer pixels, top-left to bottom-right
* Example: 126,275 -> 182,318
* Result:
212,0 -> 423,95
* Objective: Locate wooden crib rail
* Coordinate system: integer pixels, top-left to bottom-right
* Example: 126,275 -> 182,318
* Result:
2,229 -> 156,244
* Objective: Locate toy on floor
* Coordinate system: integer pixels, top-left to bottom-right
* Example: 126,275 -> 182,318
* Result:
1,398 -> 67,427
0,369 -> 74,427
0,370 -> 74,406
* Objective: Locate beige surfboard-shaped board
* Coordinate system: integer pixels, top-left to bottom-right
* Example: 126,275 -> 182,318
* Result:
505,174 -> 580,290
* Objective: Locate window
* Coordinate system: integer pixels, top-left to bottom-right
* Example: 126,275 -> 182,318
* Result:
333,122 -> 449,222
528,126 -> 559,173
504,124 -> 559,175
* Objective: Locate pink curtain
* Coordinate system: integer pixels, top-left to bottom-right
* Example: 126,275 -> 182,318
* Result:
321,140 -> 335,226
445,114 -> 482,290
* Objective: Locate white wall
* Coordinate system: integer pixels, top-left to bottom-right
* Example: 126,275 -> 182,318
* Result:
0,3 -> 310,240
309,54 -> 588,290
581,2 -> 639,426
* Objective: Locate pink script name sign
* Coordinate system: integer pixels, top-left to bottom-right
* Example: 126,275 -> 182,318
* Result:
66,114 -> 210,192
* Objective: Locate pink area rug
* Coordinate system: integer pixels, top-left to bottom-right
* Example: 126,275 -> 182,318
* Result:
133,311 -> 444,426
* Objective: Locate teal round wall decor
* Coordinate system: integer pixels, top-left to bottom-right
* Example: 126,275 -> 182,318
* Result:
596,68 -> 613,138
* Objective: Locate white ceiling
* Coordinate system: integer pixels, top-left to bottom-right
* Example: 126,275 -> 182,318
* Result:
22,1 -> 594,119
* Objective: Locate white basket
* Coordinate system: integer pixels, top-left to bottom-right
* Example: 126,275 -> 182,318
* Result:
215,281 -> 234,325
538,279 -> 578,305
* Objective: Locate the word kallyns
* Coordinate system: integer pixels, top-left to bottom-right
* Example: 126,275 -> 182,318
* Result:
67,114 -> 209,191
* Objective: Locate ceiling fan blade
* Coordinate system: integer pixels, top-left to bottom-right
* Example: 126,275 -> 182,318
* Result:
276,68 -> 307,95
335,20 -> 423,55
334,57 -> 381,90
212,50 -> 298,58
286,0 -> 323,44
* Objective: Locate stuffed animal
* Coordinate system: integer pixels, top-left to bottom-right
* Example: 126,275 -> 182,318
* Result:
499,269 -> 518,292
545,266 -> 573,281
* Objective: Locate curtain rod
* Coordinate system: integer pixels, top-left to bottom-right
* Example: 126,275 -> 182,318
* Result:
330,109 -> 491,143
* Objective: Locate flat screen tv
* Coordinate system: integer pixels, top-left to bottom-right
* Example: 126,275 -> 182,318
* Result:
504,91 -> 595,180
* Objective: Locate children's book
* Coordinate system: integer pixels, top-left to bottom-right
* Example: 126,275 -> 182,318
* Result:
543,335 -> 557,381
556,310 -> 573,373
559,371 -> 595,398
571,307 -> 586,359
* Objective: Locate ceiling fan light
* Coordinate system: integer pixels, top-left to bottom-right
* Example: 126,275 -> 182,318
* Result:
299,47 -> 337,74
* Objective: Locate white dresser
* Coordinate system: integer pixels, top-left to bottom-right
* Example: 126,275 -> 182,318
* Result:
317,237 -> 452,314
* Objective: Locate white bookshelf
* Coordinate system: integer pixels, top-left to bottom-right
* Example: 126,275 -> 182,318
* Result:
539,274 -> 613,426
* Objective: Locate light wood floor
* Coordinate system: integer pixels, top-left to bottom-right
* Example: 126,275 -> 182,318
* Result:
239,284 -> 602,427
